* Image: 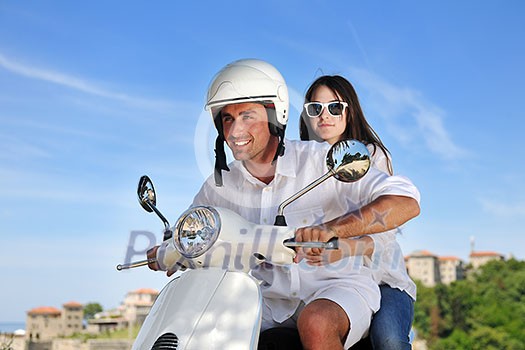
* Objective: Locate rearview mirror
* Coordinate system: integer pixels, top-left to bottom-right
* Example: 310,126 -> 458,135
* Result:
274,139 -> 371,225
327,139 -> 370,182
137,175 -> 156,213
137,175 -> 172,239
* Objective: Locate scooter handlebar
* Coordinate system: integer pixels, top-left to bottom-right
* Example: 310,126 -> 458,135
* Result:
283,237 -> 339,250
116,257 -> 157,271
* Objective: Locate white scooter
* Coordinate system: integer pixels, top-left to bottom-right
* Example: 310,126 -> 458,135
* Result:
117,139 -> 371,350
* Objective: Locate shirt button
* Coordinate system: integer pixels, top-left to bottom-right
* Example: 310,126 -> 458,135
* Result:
263,218 -> 268,223
292,292 -> 297,297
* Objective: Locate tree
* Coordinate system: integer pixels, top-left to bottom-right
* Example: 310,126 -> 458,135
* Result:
83,302 -> 103,320
414,259 -> 525,349
432,329 -> 472,350
413,280 -> 438,339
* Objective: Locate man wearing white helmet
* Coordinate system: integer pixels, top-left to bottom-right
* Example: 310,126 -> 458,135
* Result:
206,59 -> 289,187
150,59 -> 420,349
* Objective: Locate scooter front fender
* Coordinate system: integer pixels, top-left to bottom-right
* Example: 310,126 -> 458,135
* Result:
133,268 -> 262,350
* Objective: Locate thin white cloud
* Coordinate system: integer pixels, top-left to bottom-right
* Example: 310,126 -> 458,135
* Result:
479,198 -> 525,217
352,68 -> 468,160
0,52 -> 176,112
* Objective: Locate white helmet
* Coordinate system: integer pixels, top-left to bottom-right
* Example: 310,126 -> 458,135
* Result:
205,59 -> 289,186
206,58 -> 289,126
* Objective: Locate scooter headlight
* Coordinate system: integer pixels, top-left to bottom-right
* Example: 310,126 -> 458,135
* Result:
174,206 -> 221,258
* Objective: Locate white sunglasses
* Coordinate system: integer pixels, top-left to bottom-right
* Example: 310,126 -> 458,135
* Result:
304,101 -> 348,118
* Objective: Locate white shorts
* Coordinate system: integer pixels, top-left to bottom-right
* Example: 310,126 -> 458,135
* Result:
261,286 -> 373,349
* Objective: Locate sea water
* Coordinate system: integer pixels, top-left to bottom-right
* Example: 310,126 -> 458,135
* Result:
0,322 -> 25,334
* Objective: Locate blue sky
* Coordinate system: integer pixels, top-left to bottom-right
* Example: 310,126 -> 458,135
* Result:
1,1 -> 524,322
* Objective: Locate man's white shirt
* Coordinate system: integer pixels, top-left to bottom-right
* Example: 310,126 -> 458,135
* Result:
192,139 -> 420,322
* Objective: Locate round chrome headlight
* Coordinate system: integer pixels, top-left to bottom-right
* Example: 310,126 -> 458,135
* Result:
173,206 -> 221,258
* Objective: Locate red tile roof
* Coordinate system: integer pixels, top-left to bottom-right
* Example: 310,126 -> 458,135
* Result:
27,306 -> 61,315
132,288 -> 159,295
470,251 -> 503,257
439,256 -> 461,261
63,301 -> 83,308
132,301 -> 155,306
411,250 -> 437,257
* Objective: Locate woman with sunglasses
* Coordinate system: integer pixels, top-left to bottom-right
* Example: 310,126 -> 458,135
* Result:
299,75 -> 416,350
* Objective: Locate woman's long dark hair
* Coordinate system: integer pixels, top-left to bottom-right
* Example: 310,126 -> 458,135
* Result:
299,75 -> 393,174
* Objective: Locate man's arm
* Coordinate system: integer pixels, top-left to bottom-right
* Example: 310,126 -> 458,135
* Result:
294,195 -> 420,263
328,194 -> 420,238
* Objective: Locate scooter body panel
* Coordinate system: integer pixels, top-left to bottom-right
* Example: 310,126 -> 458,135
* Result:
133,268 -> 262,350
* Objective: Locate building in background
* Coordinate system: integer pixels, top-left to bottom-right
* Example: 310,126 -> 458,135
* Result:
24,288 -> 158,347
61,302 -> 83,336
87,288 -> 159,334
405,250 -> 441,287
26,301 -> 83,344
86,308 -> 124,334
439,256 -> 465,285
406,249 -> 505,287
120,288 -> 159,326
469,251 -> 505,270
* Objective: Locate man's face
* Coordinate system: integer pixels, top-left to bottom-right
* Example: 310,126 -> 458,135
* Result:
220,102 -> 275,163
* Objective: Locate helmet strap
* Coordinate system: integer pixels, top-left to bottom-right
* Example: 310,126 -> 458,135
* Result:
213,114 -> 230,187
214,134 -> 230,187
272,125 -> 286,164
266,107 -> 286,164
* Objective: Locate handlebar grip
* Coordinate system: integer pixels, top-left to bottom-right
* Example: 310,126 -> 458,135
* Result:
283,237 -> 339,250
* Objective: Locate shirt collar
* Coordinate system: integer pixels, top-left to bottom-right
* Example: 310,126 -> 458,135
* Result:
231,138 -> 297,187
